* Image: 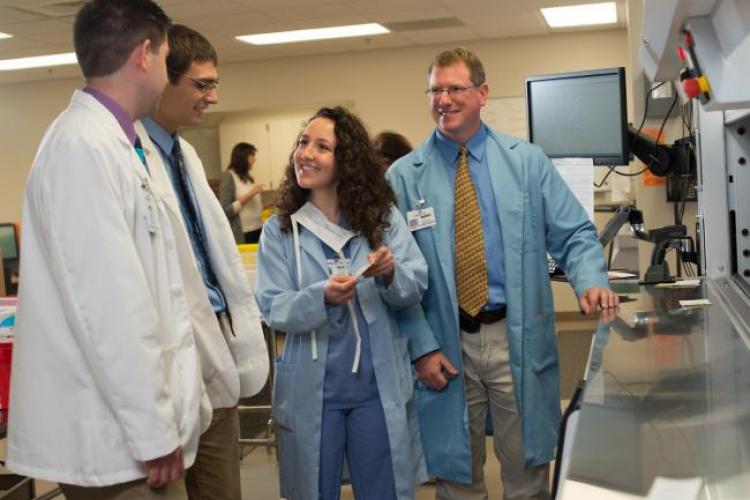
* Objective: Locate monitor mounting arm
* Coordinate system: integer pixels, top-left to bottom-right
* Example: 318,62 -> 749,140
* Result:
598,206 -> 692,283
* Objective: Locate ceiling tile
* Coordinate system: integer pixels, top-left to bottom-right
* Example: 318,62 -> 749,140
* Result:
231,0 -> 338,8
0,37 -> 44,58
0,5 -> 48,23
461,12 -> 549,39
26,30 -> 73,46
349,0 -> 454,21
442,0 -> 532,16
399,26 -> 481,45
258,3 -> 367,24
0,0 -> 631,83
181,12 -> 278,34
0,18 -> 71,36
167,0 -> 251,19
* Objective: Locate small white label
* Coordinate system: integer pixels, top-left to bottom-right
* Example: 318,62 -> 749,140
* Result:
327,258 -> 351,276
679,298 -> 711,308
406,207 -> 436,232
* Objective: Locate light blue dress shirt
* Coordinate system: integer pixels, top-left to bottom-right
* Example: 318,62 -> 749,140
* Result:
141,117 -> 227,313
435,125 -> 507,309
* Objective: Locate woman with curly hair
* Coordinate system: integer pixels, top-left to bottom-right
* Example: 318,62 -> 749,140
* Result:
254,106 -> 431,500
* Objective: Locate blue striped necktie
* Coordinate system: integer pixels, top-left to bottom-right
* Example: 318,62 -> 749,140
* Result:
170,140 -> 221,288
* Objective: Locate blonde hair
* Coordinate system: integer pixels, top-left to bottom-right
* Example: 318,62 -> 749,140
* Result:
428,47 -> 486,86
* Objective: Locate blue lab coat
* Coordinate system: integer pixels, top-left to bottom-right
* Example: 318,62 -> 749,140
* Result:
387,127 -> 609,483
254,206 -> 430,500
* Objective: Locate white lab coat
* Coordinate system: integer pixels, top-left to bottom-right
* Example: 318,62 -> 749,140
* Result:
135,120 -> 269,408
7,90 -> 211,486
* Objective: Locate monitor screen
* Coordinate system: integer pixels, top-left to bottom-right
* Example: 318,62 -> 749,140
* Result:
0,224 -> 18,260
526,67 -> 629,165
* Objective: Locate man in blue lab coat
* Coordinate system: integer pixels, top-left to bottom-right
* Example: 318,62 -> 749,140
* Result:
388,47 -> 618,499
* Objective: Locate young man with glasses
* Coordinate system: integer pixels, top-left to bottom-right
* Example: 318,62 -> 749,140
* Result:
7,1 -> 210,498
388,47 -> 618,499
136,25 -> 269,500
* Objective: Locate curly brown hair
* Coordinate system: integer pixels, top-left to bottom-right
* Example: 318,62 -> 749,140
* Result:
275,106 -> 396,248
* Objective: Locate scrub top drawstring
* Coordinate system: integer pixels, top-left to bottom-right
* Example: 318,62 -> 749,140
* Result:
291,214 -> 318,361
338,249 -> 362,374
291,211 -> 362,373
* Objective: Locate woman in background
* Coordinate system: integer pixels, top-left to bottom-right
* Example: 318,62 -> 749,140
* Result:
254,107 -> 429,500
372,131 -> 412,172
219,142 -> 266,243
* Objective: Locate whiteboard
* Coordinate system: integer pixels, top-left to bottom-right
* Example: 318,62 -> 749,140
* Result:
481,96 -> 527,140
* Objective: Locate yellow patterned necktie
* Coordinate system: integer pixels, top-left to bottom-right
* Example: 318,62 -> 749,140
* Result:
454,146 -> 489,317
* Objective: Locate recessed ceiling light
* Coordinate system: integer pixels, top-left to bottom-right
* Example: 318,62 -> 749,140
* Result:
237,23 -> 389,45
541,2 -> 617,28
0,32 -> 13,40
0,52 -> 77,71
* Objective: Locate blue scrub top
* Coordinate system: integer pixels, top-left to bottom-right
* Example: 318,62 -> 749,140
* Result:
321,240 -> 379,409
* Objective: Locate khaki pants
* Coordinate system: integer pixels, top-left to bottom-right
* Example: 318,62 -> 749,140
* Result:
436,320 -> 550,500
60,478 -> 187,500
185,406 -> 242,500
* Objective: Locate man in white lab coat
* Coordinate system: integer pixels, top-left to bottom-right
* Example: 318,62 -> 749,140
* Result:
135,25 -> 269,500
7,1 -> 210,499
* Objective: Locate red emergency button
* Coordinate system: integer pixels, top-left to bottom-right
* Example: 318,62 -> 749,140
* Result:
682,31 -> 694,47
682,78 -> 701,99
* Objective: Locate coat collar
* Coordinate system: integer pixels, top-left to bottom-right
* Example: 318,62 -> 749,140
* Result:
409,125 -> 520,169
72,90 -> 131,148
73,90 -> 148,178
134,120 -> 183,220
292,203 -> 370,280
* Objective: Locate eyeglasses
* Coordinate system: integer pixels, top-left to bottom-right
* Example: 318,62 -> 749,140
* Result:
184,76 -> 220,93
425,85 -> 477,98
169,70 -> 220,93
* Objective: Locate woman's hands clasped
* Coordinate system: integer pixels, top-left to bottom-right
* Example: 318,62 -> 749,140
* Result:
324,275 -> 357,304
323,245 -> 396,304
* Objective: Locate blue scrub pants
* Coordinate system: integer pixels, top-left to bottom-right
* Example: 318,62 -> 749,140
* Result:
318,400 -> 397,500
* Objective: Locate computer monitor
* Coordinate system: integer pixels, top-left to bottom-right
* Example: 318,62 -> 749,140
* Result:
0,224 -> 17,261
0,224 -> 19,295
525,67 -> 629,166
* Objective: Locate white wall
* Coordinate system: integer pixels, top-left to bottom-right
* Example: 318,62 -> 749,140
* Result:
0,77 -> 82,222
0,29 -> 628,223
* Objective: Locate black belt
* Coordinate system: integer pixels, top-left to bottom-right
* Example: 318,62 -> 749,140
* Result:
459,307 -> 506,334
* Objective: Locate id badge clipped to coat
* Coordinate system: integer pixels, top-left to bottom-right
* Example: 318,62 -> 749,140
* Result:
141,179 -> 159,234
406,199 -> 436,232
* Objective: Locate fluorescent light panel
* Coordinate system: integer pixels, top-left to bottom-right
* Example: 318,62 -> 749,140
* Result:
237,23 -> 389,45
0,32 -> 13,40
0,52 -> 77,71
541,2 -> 617,28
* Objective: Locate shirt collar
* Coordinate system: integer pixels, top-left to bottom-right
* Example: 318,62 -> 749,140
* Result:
141,116 -> 177,157
83,87 -> 137,147
435,123 -> 487,167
